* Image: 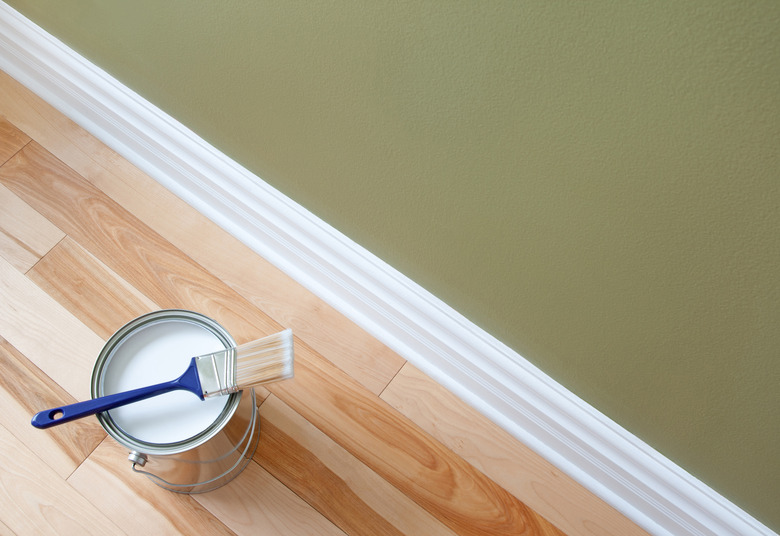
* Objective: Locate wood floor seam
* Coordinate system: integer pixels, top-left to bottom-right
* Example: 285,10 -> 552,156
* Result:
23,233 -> 67,276
63,434 -> 111,484
376,360 -> 409,400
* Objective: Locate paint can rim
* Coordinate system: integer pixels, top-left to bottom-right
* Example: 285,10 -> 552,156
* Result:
90,309 -> 242,455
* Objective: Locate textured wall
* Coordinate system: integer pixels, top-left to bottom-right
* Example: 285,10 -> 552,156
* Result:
5,1 -> 779,528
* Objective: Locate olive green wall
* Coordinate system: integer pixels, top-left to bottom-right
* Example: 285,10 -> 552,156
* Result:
6,1 -> 778,528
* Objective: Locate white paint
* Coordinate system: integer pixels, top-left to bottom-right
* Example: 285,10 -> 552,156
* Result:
0,3 -> 774,534
100,319 -> 228,444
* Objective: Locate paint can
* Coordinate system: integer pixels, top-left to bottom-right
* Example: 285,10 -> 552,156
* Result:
90,309 -> 259,493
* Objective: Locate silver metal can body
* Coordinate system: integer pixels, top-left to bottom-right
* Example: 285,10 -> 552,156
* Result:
90,310 -> 259,493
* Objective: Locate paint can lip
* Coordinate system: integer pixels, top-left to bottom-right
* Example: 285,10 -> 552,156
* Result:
91,309 -> 242,455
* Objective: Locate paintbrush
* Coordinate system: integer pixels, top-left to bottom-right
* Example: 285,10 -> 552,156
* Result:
31,329 -> 294,429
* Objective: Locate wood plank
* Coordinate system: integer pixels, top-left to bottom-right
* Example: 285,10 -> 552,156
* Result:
0,423 -> 124,536
195,250 -> 406,396
0,117 -> 61,274
0,337 -> 105,479
0,254 -> 105,401
0,139 -> 563,535
0,116 -> 29,164
256,419 -> 402,536
270,342 -> 565,536
0,145 -> 271,401
21,235 -> 274,405
257,395 -> 457,536
0,70 -> 404,395
67,437 -> 236,536
28,236 -> 158,339
0,182 -> 64,273
195,457 -> 347,536
382,363 -> 649,536
0,142 -> 280,342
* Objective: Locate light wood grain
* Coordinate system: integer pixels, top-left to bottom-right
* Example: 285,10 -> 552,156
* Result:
193,249 -> 406,396
0,182 -> 64,273
194,457 -> 347,536
0,518 -> 15,536
0,116 -> 29,164
0,423 -> 123,536
0,71 -> 404,396
258,395 -> 458,536
0,144 -> 272,401
381,363 -> 650,536
0,117 -> 63,274
270,341 -> 564,536
68,437 -> 236,536
28,236 -> 158,339
0,337 -> 105,479
0,115 -> 63,275
0,254 -> 105,401
0,138 -> 563,535
0,141 -> 281,342
255,418 -> 404,536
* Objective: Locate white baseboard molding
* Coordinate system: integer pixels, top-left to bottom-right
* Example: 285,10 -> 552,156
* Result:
0,3 -> 774,535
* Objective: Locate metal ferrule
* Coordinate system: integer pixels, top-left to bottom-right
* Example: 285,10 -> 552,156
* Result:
195,348 -> 239,398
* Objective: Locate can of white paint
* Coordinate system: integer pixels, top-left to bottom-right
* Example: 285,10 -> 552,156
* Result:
90,309 -> 259,493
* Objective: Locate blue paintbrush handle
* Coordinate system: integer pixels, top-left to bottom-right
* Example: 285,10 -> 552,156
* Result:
31,358 -> 203,429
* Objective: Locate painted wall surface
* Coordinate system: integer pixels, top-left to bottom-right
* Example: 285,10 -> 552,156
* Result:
5,1 -> 778,528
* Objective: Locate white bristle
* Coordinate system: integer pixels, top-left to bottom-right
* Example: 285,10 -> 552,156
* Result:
235,329 -> 294,388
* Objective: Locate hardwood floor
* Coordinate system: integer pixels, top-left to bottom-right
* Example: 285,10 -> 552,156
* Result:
0,69 -> 647,536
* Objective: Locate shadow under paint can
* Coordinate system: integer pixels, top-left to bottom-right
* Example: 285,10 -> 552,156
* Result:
91,309 -> 259,493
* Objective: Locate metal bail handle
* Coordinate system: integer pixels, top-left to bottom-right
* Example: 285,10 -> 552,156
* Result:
128,451 -> 148,467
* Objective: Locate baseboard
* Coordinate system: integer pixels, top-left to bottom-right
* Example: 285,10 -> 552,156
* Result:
0,3 -> 774,535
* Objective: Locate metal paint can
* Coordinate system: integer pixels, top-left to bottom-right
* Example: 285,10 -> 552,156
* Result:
90,309 -> 259,493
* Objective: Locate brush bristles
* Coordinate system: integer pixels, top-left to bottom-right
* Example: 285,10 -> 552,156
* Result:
235,329 -> 294,388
